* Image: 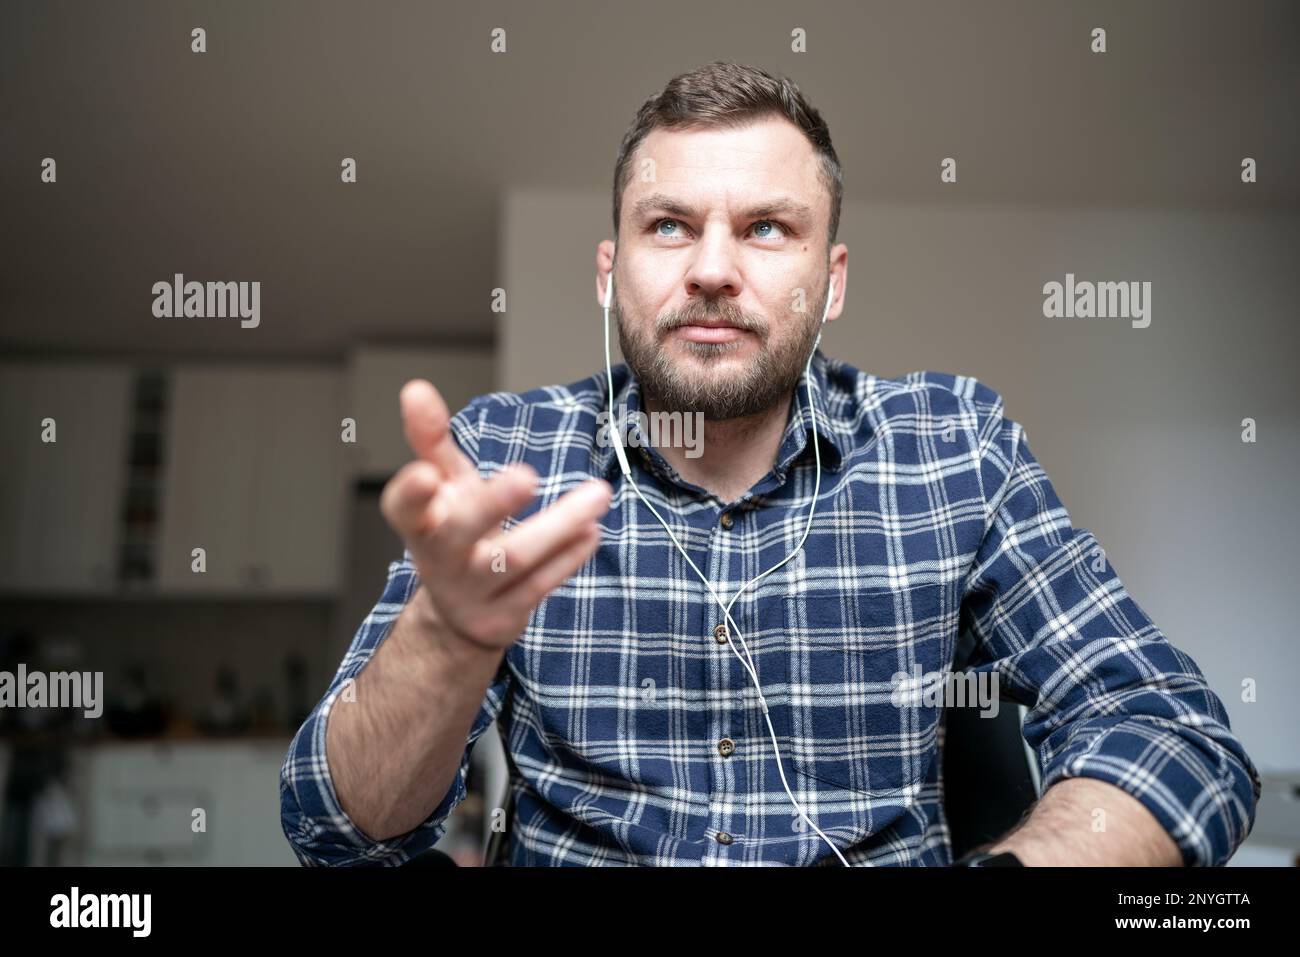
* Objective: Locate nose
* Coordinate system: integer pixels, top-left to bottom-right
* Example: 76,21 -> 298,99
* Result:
683,228 -> 742,302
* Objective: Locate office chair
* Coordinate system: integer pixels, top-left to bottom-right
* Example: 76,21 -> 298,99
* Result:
942,623 -> 1041,858
407,624 -> 1041,867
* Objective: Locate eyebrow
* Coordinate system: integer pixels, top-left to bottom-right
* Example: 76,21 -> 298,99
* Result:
630,192 -> 815,223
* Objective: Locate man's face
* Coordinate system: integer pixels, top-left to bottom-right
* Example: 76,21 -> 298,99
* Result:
613,115 -> 835,421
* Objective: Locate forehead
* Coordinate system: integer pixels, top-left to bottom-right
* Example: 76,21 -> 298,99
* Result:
626,115 -> 824,219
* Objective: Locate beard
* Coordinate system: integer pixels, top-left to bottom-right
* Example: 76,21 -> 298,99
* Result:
615,290 -> 824,422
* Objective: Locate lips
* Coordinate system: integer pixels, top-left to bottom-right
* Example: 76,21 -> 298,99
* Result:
672,323 -> 749,344
680,317 -> 739,329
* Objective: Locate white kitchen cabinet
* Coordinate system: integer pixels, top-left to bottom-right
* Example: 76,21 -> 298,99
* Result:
347,346 -> 495,479
0,362 -> 132,594
250,370 -> 349,592
73,740 -> 299,866
157,366 -> 345,595
155,368 -> 261,592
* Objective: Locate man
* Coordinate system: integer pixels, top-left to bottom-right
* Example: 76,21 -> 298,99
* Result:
281,61 -> 1260,866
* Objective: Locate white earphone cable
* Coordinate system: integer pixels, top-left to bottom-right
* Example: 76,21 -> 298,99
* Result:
602,270 -> 852,867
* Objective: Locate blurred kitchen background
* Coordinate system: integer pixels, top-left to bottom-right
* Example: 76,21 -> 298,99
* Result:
1,0 -> 1297,865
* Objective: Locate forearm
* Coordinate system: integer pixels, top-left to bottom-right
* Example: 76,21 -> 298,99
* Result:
325,584 -> 506,841
985,776 -> 1184,866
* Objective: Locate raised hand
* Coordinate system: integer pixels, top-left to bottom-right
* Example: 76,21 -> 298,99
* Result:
380,379 -> 611,653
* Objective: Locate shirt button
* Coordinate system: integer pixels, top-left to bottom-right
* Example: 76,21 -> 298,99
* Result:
712,623 -> 729,644
717,737 -> 736,757
716,831 -> 734,845
719,511 -> 733,530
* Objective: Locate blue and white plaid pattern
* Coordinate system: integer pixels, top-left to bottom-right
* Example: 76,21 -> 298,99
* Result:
281,351 -> 1260,866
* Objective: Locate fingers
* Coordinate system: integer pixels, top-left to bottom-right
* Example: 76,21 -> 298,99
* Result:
380,460 -> 442,538
497,523 -> 603,611
382,460 -> 540,575
477,479 -> 611,587
428,463 -> 539,558
400,379 -> 475,480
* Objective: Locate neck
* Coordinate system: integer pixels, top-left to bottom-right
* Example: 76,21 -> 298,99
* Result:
643,391 -> 794,504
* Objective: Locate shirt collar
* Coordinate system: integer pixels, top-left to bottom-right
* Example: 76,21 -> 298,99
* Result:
592,350 -> 849,483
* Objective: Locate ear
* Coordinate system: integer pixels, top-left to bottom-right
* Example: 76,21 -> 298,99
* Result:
597,239 -> 617,307
824,245 -> 848,324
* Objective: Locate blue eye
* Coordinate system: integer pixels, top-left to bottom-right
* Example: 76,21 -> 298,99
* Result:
652,218 -> 785,239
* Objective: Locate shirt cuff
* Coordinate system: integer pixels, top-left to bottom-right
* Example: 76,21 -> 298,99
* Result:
1036,714 -> 1262,867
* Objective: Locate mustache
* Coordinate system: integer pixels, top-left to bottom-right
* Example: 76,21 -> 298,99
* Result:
655,299 -> 768,337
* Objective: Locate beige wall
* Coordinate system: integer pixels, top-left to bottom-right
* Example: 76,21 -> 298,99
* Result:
500,186 -> 1300,771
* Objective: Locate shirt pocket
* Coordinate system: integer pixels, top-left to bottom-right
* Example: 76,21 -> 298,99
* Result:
771,572 -> 954,803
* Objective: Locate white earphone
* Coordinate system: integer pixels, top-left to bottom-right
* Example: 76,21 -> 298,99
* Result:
602,261 -> 852,866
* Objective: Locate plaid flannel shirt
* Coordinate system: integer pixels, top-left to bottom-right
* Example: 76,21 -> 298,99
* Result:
281,351 -> 1260,866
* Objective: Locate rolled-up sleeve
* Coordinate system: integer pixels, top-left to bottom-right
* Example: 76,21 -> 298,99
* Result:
959,410 -> 1261,867
279,397 -> 511,866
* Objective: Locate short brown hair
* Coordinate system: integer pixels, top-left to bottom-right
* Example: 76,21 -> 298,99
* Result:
612,60 -> 842,248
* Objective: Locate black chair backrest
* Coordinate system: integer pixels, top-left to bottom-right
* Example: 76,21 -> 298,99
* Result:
942,625 -> 1040,858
